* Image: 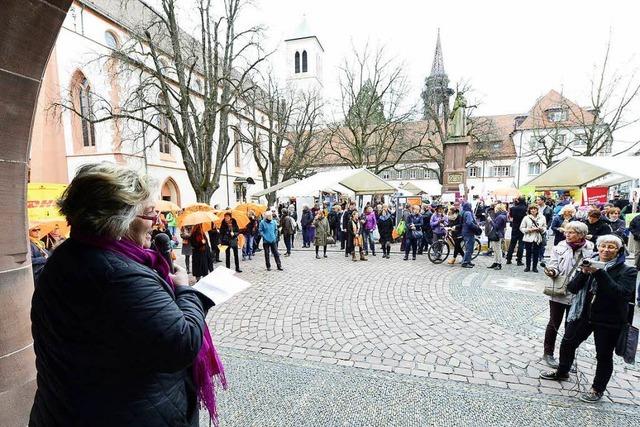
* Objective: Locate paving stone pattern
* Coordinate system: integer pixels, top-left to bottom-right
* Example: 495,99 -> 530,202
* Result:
205,247 -> 640,413
201,347 -> 640,426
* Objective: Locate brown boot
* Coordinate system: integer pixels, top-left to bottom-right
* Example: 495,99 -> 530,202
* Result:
352,252 -> 358,262
447,258 -> 456,265
360,250 -> 368,261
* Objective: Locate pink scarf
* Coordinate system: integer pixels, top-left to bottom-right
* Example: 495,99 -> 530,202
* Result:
73,233 -> 227,424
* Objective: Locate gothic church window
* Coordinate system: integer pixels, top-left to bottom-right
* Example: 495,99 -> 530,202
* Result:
302,50 -> 308,72
78,77 -> 96,147
294,51 -> 300,74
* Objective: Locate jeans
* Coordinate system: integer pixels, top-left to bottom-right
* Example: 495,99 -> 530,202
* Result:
524,241 -> 540,270
506,230 -> 524,262
544,300 -> 570,356
462,234 -> 475,264
558,320 -> 621,393
363,229 -> 376,254
283,234 -> 293,254
242,234 -> 254,259
539,232 -> 547,262
404,238 -> 417,258
490,239 -> 503,265
263,241 -> 282,269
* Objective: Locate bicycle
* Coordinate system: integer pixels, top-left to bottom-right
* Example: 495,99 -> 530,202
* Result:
427,227 -> 481,264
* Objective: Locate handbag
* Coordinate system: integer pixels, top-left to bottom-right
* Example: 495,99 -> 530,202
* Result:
372,228 -> 380,241
615,304 -> 638,364
411,230 -> 424,240
327,236 -> 336,245
543,253 -> 582,297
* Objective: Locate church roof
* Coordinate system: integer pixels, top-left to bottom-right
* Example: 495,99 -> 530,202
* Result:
285,15 -> 324,51
430,29 -> 446,77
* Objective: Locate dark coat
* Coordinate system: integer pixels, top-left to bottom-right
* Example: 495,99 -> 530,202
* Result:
189,228 -> 211,278
301,209 -> 314,229
30,238 -> 213,426
377,213 -> 394,243
219,218 -> 240,246
630,214 -> 640,241
491,211 -> 508,239
461,203 -> 478,237
568,259 -> 637,328
509,202 -> 527,234
405,213 -> 423,240
550,215 -> 576,246
583,218 -> 613,244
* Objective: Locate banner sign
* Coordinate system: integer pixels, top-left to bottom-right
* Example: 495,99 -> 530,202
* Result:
582,187 -> 609,206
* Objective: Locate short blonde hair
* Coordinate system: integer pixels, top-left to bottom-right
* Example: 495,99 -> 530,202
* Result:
58,163 -> 153,239
494,203 -> 506,213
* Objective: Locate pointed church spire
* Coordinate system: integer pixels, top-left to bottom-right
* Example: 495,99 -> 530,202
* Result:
430,28 -> 445,76
421,29 -> 452,119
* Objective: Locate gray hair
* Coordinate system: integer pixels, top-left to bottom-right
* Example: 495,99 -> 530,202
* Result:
560,205 -> 576,215
596,234 -> 624,249
564,221 -> 588,237
58,163 -> 154,239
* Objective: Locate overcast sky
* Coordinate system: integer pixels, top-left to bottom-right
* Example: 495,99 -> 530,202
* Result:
177,0 -> 640,148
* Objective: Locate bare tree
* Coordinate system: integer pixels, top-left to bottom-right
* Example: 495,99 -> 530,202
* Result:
327,44 -> 421,174
239,75 -> 324,205
53,0 -> 268,202
564,39 -> 640,156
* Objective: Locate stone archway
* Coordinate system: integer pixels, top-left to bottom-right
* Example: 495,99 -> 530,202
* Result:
0,1 -> 72,425
161,177 -> 181,206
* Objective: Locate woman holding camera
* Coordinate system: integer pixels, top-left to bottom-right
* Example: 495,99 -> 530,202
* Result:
520,205 -> 547,272
542,221 -> 593,368
540,234 -> 637,403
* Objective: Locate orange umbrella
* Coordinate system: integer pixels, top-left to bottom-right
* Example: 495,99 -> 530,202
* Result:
155,199 -> 180,212
29,218 -> 70,238
214,210 -> 250,229
178,210 -> 219,229
181,203 -> 215,214
235,203 -> 268,216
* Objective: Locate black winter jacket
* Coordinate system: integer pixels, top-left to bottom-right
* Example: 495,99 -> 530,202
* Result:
567,260 -> 637,328
30,238 -> 213,426
583,218 -> 612,244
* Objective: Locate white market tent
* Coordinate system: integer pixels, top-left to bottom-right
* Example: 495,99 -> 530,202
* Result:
251,178 -> 299,199
275,168 -> 397,198
524,156 -> 640,190
398,181 -> 442,196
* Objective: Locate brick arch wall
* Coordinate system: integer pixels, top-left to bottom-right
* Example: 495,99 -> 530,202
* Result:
0,1 -> 73,425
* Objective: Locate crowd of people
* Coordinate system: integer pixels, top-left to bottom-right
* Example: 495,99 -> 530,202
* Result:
27,162 -> 640,412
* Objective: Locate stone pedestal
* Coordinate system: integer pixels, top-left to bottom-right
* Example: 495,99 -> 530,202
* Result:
442,136 -> 471,195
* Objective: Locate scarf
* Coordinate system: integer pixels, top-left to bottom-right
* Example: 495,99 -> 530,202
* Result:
567,239 -> 586,251
72,233 -> 227,424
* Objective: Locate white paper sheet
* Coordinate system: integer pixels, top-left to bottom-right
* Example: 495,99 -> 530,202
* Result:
193,266 -> 251,305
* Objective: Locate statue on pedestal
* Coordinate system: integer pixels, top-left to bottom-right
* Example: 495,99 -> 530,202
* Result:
448,91 -> 467,138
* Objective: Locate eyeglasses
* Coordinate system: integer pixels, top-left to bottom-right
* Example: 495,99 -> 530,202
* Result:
137,212 -> 159,222
31,228 -> 41,232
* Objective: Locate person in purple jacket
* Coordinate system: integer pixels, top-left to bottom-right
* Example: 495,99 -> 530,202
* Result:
430,205 -> 448,243
363,206 -> 378,256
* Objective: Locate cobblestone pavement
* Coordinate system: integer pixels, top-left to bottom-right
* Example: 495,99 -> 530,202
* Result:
198,245 -> 640,424
200,347 -> 640,426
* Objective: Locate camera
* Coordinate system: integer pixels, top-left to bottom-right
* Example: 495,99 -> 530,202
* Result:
581,259 -> 606,270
